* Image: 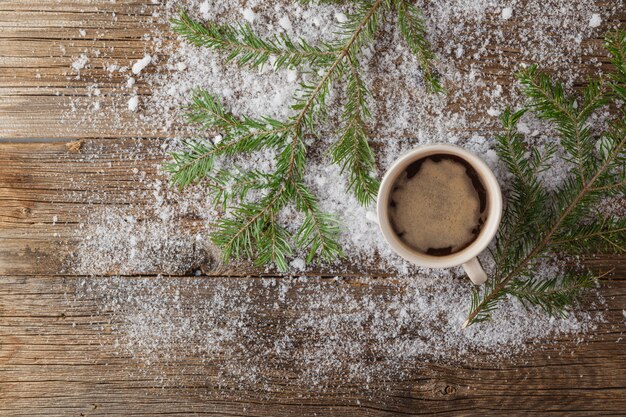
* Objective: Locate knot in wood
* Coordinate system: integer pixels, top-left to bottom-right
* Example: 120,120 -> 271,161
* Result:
444,385 -> 457,395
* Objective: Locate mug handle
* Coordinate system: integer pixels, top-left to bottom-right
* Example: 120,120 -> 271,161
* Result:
462,257 -> 487,285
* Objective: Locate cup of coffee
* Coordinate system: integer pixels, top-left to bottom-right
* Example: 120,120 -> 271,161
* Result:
377,144 -> 502,285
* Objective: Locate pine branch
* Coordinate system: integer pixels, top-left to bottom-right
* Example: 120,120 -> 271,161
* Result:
329,57 -> 379,205
211,187 -> 289,266
293,180 -> 343,262
466,128 -> 625,327
508,271 -> 597,318
185,88 -> 239,130
493,108 -> 552,277
394,0 -> 443,93
164,91 -> 290,188
165,139 -> 215,188
552,217 -> 626,254
168,0 -> 442,270
207,168 -> 274,210
181,1 -> 385,269
606,31 -> 626,100
171,11 -> 336,70
256,211 -> 292,271
467,279 -> 509,325
465,32 -> 626,327
517,66 -> 608,182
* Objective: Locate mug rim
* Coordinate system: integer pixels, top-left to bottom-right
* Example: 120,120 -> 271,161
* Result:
376,144 -> 502,268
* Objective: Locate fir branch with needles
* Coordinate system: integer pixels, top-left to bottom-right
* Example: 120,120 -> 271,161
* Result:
166,0 -> 442,271
464,30 -> 626,327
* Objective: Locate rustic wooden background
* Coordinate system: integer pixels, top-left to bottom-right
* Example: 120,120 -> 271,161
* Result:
1,1 -> 625,416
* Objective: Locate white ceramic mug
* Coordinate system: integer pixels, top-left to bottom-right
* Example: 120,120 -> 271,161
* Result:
377,144 -> 502,285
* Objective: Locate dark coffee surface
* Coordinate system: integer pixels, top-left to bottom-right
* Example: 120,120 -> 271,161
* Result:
388,154 -> 487,256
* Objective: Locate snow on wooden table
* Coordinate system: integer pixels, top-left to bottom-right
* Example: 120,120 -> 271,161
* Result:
0,1 -> 625,415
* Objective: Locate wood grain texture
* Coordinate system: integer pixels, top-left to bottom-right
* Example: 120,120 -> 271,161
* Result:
0,139 -> 395,277
1,0 -> 626,416
0,139 -> 162,275
0,1 -> 165,139
0,275 -> 625,417
1,1 -> 624,139
0,139 -> 624,416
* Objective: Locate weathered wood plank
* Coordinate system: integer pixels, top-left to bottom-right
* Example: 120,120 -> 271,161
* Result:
1,2 -> 625,415
0,1 -> 165,139
1,2 -> 624,139
0,1 -> 159,12
0,139 -> 364,276
0,275 -> 625,416
0,139 -> 173,275
1,139 -> 623,278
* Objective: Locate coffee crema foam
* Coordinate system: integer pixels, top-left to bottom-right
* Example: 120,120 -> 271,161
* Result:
388,155 -> 486,256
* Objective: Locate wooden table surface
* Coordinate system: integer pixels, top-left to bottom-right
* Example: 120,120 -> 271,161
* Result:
1,1 -> 625,416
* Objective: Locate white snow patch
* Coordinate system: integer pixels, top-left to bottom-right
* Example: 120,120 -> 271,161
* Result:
199,1 -> 210,19
131,54 -> 152,75
278,16 -> 292,31
290,258 -> 306,271
127,95 -> 139,111
286,69 -> 298,83
335,12 -> 347,23
487,107 -> 501,117
242,8 -> 255,23
71,54 -> 89,71
365,211 -> 378,224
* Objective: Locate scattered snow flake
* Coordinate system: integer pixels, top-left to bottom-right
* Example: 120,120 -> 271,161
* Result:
286,69 -> 298,83
199,1 -> 210,19
132,54 -> 152,75
242,8 -> 255,23
272,91 -> 287,106
127,95 -> 139,111
335,12 -> 348,23
487,107 -> 501,117
71,54 -> 89,71
501,7 -> 513,20
126,77 -> 136,88
365,211 -> 378,224
278,16 -> 292,31
517,122 -> 531,135
290,258 -> 306,271
589,14 -> 602,28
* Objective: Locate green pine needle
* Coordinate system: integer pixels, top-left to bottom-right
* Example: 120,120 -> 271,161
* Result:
167,0 -> 441,270
171,10 -> 336,71
464,30 -> 626,327
395,0 -> 443,93
508,271 -> 597,318
330,58 -> 379,205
